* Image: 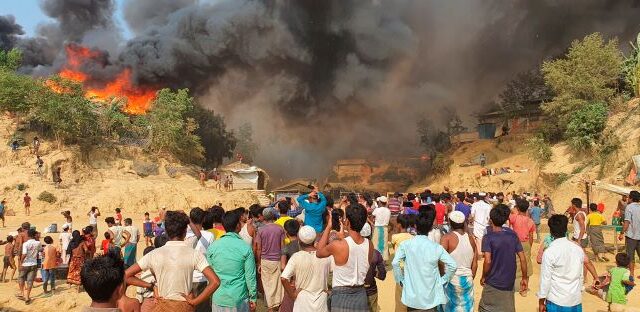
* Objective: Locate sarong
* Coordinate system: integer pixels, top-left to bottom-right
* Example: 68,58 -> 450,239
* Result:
124,243 -> 137,268
153,299 -> 195,312
546,301 -> 582,312
330,286 -> 369,312
67,255 -> 85,285
292,289 -> 328,312
395,284 -> 407,312
212,300 -> 249,312
373,226 -> 389,261
260,259 -> 283,309
478,284 -> 515,312
588,226 -> 608,254
514,241 -> 533,293
279,291 -> 294,312
444,275 -> 474,312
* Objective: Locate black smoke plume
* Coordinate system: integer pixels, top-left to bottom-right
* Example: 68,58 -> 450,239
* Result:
4,0 -> 640,180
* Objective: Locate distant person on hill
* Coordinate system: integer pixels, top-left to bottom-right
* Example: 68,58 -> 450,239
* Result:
87,207 -> 101,236
23,193 -> 31,216
0,199 -> 6,227
479,153 -> 487,167
53,166 -> 62,188
11,140 -> 19,152
35,155 -> 44,176
199,169 -> 206,187
143,212 -> 154,247
32,137 -> 40,156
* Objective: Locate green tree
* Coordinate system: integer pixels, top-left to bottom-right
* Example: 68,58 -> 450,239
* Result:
147,88 -> 204,164
542,33 -> 622,123
234,123 -> 258,164
565,102 -> 608,151
622,33 -> 640,96
525,134 -> 552,166
0,50 -> 42,114
0,48 -> 22,70
191,105 -> 236,167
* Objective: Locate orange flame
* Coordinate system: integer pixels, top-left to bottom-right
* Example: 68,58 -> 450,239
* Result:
46,44 -> 157,114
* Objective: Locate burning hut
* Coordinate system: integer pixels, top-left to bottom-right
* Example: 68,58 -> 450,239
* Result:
219,161 -> 269,190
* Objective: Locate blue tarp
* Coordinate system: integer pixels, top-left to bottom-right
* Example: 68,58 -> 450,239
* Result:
477,123 -> 496,139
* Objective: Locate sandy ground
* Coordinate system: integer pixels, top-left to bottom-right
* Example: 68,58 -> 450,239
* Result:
1,209 -> 640,311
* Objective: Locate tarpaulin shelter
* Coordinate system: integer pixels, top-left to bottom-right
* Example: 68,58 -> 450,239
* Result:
219,161 -> 269,190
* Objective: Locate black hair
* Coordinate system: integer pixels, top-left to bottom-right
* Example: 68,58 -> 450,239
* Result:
347,193 -> 358,205
615,253 -> 631,267
83,226 -> 93,235
284,219 -> 300,236
416,205 -> 436,235
154,234 -> 169,248
164,211 -> 190,239
326,197 -> 334,208
548,215 -> 569,239
234,207 -> 247,216
81,253 -> 125,303
21,222 -> 30,230
248,204 -> 262,217
27,228 -> 37,238
144,212 -> 149,216
450,220 -> 465,230
143,246 -> 155,256
396,214 -> 410,229
457,192 -> 465,201
277,200 -> 291,215
516,199 -> 529,212
202,210 -> 214,230
6,235 -> 13,242
331,209 -> 345,231
490,204 -> 510,227
431,193 -> 440,203
403,201 -> 413,208
407,193 -> 416,201
589,203 -> 598,212
222,210 -> 241,233
571,198 -> 582,209
630,190 -> 640,202
105,217 -> 115,225
345,204 -> 368,232
115,208 -> 121,213
124,218 -> 133,226
210,206 -> 225,223
44,236 -> 53,244
104,232 -> 111,239
533,200 -> 539,206
67,230 -> 84,257
189,207 -> 206,224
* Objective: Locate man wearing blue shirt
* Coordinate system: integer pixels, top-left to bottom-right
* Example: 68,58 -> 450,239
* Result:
392,206 -> 457,311
296,187 -> 327,233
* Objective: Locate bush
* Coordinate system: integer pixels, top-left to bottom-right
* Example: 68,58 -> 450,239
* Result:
565,102 -> 608,151
16,183 -> 27,191
554,173 -> 571,186
37,191 -> 57,204
622,33 -> 640,96
525,135 -> 552,166
542,33 -> 622,124
432,153 -> 453,176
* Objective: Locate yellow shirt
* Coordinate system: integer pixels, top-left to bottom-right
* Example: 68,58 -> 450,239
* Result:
586,212 -> 606,226
275,216 -> 294,244
208,227 -> 226,240
391,232 -> 414,252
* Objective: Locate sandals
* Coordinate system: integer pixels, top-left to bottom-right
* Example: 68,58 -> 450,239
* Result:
25,298 -> 32,305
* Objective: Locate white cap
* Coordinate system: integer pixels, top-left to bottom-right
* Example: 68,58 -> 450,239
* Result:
449,211 -> 466,224
376,196 -> 388,203
298,225 -> 317,244
478,192 -> 487,197
360,223 -> 372,237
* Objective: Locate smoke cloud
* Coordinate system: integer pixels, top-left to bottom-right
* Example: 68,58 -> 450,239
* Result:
0,15 -> 24,50
4,0 -> 640,181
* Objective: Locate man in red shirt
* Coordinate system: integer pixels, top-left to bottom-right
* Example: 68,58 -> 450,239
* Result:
434,194 -> 446,225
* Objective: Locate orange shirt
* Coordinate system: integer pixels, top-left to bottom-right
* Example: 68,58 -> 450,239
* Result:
509,213 -> 535,242
42,245 -> 58,269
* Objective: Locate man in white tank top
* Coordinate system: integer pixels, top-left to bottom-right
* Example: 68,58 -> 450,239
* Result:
440,211 -> 478,312
317,204 -> 373,312
568,198 -> 588,248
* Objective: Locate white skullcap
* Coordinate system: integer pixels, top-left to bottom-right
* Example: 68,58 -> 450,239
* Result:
449,211 -> 466,224
376,196 -> 388,203
478,192 -> 487,197
298,225 -> 317,244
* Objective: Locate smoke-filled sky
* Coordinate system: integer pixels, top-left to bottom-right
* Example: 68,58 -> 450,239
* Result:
2,0 -> 640,182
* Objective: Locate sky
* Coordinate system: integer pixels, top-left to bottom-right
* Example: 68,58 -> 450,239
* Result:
0,0 -> 131,38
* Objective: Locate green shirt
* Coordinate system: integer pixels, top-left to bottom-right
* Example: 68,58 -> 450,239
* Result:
606,266 -> 630,304
206,232 -> 257,307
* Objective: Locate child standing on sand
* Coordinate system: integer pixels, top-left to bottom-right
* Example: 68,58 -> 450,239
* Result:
607,253 -> 636,311
143,212 -> 154,247
101,232 -> 113,255
2,236 -> 16,282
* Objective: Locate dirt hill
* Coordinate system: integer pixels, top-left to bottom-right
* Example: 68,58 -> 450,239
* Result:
413,99 -> 640,211
0,114 -> 260,221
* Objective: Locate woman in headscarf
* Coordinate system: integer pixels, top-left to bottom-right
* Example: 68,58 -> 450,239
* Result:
66,230 -> 89,290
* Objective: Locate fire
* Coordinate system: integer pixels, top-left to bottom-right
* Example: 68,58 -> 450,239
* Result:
47,44 -> 157,114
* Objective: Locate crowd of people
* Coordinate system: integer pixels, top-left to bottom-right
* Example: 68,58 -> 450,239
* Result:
0,186 -> 638,312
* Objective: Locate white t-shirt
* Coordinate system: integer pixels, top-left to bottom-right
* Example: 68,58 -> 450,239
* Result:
110,225 -> 124,246
88,212 -> 97,225
372,206 -> 391,226
125,225 -> 140,244
185,229 -> 215,283
21,239 -> 40,266
60,232 -> 72,250
281,250 -> 331,311
471,200 -> 492,238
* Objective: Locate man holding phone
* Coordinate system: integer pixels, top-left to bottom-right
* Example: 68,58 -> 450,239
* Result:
297,186 -> 327,233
